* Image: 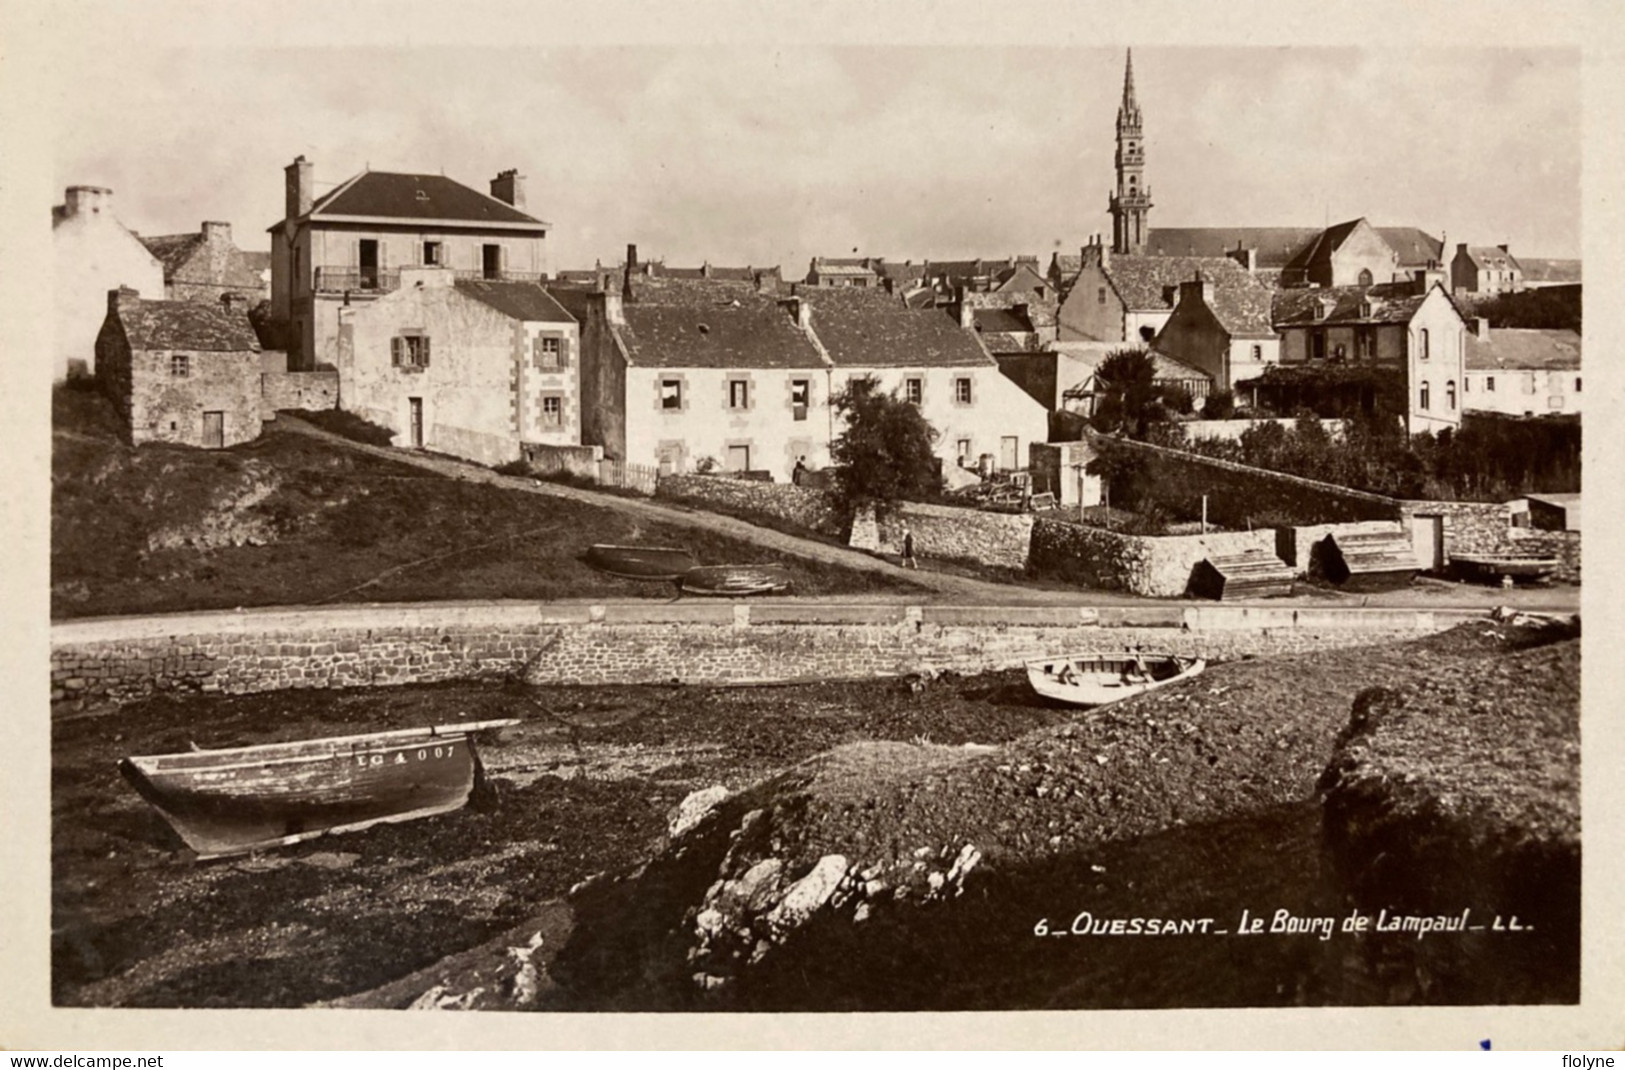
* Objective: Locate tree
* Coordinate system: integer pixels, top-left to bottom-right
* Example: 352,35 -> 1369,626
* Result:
828,375 -> 941,514
1089,347 -> 1168,439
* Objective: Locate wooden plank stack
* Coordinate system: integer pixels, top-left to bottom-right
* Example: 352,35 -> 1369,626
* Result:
1189,549 -> 1295,600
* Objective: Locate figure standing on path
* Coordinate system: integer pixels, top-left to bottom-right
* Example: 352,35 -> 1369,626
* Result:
792,456 -> 808,486
901,523 -> 918,569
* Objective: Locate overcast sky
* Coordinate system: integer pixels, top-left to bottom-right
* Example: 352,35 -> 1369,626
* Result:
48,37 -> 1580,272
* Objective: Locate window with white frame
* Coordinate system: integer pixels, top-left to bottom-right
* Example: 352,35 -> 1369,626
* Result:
954,377 -> 972,404
1419,328 -> 1430,360
1446,380 -> 1456,410
728,379 -> 749,410
905,378 -> 923,404
1420,382 -> 1430,410
790,379 -> 810,421
661,379 -> 682,410
540,395 -> 562,427
536,335 -> 562,369
170,354 -> 190,378
391,334 -> 431,369
957,438 -> 972,465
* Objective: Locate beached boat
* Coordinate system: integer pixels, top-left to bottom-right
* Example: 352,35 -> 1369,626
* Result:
584,544 -> 697,581
119,719 -> 521,859
1451,553 -> 1560,586
1026,653 -> 1204,708
680,563 -> 793,597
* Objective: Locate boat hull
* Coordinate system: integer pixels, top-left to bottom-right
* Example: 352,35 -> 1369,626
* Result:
1450,554 -> 1559,585
584,544 -> 697,581
119,720 -> 518,859
679,564 -> 793,597
1026,654 -> 1204,708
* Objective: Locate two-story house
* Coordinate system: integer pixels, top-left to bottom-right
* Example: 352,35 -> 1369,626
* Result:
1265,276 -> 1467,435
801,286 -> 1049,473
53,185 -> 166,379
1451,243 -> 1525,295
140,221 -> 269,306
1461,320 -> 1581,417
1057,236 -> 1268,347
269,157 -> 550,370
336,267 -> 579,466
1150,273 -> 1278,396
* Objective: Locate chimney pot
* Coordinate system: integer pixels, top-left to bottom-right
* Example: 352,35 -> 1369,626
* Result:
202,220 -> 232,244
490,169 -> 527,210
64,185 -> 113,217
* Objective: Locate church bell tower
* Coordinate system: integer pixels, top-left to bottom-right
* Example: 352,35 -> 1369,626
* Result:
1109,49 -> 1151,255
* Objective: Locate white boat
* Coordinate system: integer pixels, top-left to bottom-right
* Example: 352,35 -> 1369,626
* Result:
1025,652 -> 1205,708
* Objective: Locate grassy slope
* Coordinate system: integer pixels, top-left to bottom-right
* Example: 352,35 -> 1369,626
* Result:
51,388 -> 916,619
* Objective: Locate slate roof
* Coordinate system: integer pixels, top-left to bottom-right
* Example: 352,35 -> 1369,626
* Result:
1101,255 -> 1274,336
115,296 -> 260,352
242,251 -> 272,275
1464,328 -> 1581,372
1458,245 -> 1523,272
875,261 -> 925,285
1050,341 -> 1211,389
1144,225 -> 1442,270
1519,258 -> 1581,285
542,285 -> 595,324
617,300 -> 826,370
1270,282 -> 1434,327
307,171 -> 547,227
628,275 -> 771,307
800,287 -> 993,368
455,279 -> 575,324
973,307 -> 1034,333
138,233 -> 204,276
138,230 -> 267,289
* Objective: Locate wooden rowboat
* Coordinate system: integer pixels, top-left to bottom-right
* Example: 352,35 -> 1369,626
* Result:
584,544 -> 697,581
1026,653 -> 1204,709
679,564 -> 793,597
118,719 -> 520,859
1451,553 -> 1559,586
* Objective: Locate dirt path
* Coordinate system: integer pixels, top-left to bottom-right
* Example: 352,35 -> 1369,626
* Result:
273,416 -> 1579,614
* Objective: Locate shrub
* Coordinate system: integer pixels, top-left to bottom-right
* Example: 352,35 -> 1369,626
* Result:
1202,390 -> 1235,420
695,456 -> 720,474
494,459 -> 532,477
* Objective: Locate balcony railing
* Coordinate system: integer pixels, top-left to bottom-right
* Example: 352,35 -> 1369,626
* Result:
312,266 -> 548,294
313,267 -> 400,293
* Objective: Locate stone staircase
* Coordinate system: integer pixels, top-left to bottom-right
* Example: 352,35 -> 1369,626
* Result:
1317,531 -> 1420,592
1189,549 -> 1295,600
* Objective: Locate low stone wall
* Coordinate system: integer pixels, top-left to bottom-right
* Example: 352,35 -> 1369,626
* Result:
51,602 -> 1476,704
1506,528 -> 1581,584
861,502 -> 1034,572
657,475 -> 842,537
1276,520 -> 1408,574
521,442 -> 604,481
1185,417 -> 1347,443
261,370 -> 339,415
1396,500 -> 1512,560
1030,518 -> 1277,597
1102,434 -> 1400,527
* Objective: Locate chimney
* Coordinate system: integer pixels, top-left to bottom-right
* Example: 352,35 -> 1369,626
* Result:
1474,316 -> 1490,339
1226,246 -> 1257,272
1497,243 -> 1510,254
623,243 -> 638,304
108,285 -> 142,317
1179,274 -> 1214,309
754,270 -> 776,296
64,185 -> 113,218
202,220 -> 232,246
490,169 -> 526,210
1456,241 -> 1469,257
603,290 -> 626,327
221,292 -> 249,315
956,286 -> 975,329
781,296 -> 811,330
701,262 -> 712,279
284,156 -> 313,220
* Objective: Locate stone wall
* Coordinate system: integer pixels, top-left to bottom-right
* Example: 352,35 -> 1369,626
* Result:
1030,518 -> 1277,597
261,369 -> 339,415
1104,434 -> 1400,527
521,442 -> 604,481
50,602 -> 1478,704
875,502 -> 1034,572
1395,499 -> 1512,558
657,474 -> 843,537
1185,417 -> 1347,443
1505,528 -> 1581,584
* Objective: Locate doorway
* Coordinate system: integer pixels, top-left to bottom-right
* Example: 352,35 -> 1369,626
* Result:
1410,514 -> 1444,572
359,239 -> 379,288
409,397 -> 423,448
999,435 -> 1019,472
482,244 -> 502,280
202,411 -> 224,449
726,444 -> 751,472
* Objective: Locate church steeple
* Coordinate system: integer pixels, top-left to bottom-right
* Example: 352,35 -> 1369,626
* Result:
1109,48 -> 1151,255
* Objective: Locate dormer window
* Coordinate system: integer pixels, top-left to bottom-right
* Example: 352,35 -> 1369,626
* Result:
415,190 -> 429,202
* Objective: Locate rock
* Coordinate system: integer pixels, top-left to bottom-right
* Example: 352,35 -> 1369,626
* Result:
764,854 -> 848,936
406,983 -> 486,1011
668,785 -> 730,838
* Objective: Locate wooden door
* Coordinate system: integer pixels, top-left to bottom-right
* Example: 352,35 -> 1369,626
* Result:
1000,435 -> 1019,471
1410,515 -> 1444,571
202,411 -> 224,449
409,398 -> 423,448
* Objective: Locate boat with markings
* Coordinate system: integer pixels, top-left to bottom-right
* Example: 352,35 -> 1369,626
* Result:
118,719 -> 520,859
1026,652 -> 1204,708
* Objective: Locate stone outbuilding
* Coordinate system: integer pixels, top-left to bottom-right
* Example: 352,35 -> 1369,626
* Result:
94,288 -> 263,448
53,186 -> 166,380
140,221 -> 270,305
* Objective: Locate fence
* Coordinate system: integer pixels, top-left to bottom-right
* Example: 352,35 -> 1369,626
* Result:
599,459 -> 660,495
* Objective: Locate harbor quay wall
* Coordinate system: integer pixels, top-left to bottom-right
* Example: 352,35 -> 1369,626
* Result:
50,601 -> 1483,703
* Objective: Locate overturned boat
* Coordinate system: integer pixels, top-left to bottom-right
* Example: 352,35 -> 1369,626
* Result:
1451,552 -> 1559,587
119,719 -> 520,859
1026,653 -> 1204,708
584,544 -> 698,581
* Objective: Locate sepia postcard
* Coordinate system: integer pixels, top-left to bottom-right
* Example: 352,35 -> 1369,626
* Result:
3,0 -> 1622,1051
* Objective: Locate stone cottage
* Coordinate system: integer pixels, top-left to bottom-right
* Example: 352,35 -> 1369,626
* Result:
53,185 -> 166,380
140,221 -> 270,305
337,267 -> 580,466
94,288 -> 263,448
1151,272 -> 1279,396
